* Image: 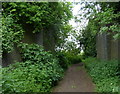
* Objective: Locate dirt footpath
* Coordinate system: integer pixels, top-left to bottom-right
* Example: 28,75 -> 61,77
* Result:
53,63 -> 95,92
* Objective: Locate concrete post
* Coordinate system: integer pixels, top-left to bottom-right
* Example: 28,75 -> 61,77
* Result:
96,33 -> 111,60
35,31 -> 43,46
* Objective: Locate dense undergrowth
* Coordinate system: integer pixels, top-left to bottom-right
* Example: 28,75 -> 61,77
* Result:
56,51 -> 82,69
1,43 -> 82,93
84,57 -> 119,93
1,43 -> 64,93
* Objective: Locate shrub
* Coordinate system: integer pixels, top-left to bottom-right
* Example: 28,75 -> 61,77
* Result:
55,52 -> 69,70
84,57 -> 119,93
2,43 -> 64,93
55,51 -> 82,68
64,52 -> 82,65
1,14 -> 24,53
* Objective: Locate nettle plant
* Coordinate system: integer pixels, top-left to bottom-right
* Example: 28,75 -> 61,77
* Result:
2,43 -> 64,93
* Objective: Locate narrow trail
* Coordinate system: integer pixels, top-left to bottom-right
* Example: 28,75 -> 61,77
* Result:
53,63 -> 95,92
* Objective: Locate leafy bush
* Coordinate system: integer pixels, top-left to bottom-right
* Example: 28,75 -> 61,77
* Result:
1,14 -> 24,53
2,43 -> 64,93
64,52 -> 82,65
55,51 -> 82,69
84,57 -> 119,93
55,52 -> 69,70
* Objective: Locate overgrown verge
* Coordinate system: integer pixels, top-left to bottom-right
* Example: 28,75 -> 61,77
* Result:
1,2 -> 74,93
1,43 -> 64,93
55,51 -> 82,70
64,52 -> 82,65
83,57 -> 119,93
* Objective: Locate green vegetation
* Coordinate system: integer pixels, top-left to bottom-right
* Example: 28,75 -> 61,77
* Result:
1,2 -> 73,93
75,2 -> 120,58
84,57 -> 119,93
1,2 -> 119,93
56,51 -> 82,69
55,52 -> 69,70
1,43 -> 82,93
79,21 -> 97,58
79,2 -> 120,39
1,14 -> 24,53
2,44 -> 63,93
64,51 -> 82,65
2,2 -> 73,48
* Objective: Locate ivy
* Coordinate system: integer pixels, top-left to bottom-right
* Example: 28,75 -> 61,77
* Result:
2,2 -> 73,50
1,14 -> 24,53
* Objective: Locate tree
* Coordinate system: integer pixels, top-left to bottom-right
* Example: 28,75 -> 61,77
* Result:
2,2 -> 73,52
79,2 -> 120,39
74,2 -> 119,57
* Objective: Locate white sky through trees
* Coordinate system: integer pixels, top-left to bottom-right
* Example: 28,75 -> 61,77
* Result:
66,3 -> 88,48
57,2 -> 89,51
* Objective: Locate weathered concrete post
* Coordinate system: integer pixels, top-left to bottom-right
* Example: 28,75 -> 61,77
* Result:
2,45 -> 22,67
35,31 -> 43,46
97,32 -> 120,60
43,27 -> 56,52
96,33 -> 111,60
110,39 -> 120,60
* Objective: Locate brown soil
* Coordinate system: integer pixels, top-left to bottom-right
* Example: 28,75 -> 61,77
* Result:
52,63 -> 95,92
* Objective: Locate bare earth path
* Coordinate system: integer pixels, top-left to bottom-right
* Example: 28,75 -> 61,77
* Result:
53,63 -> 95,92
